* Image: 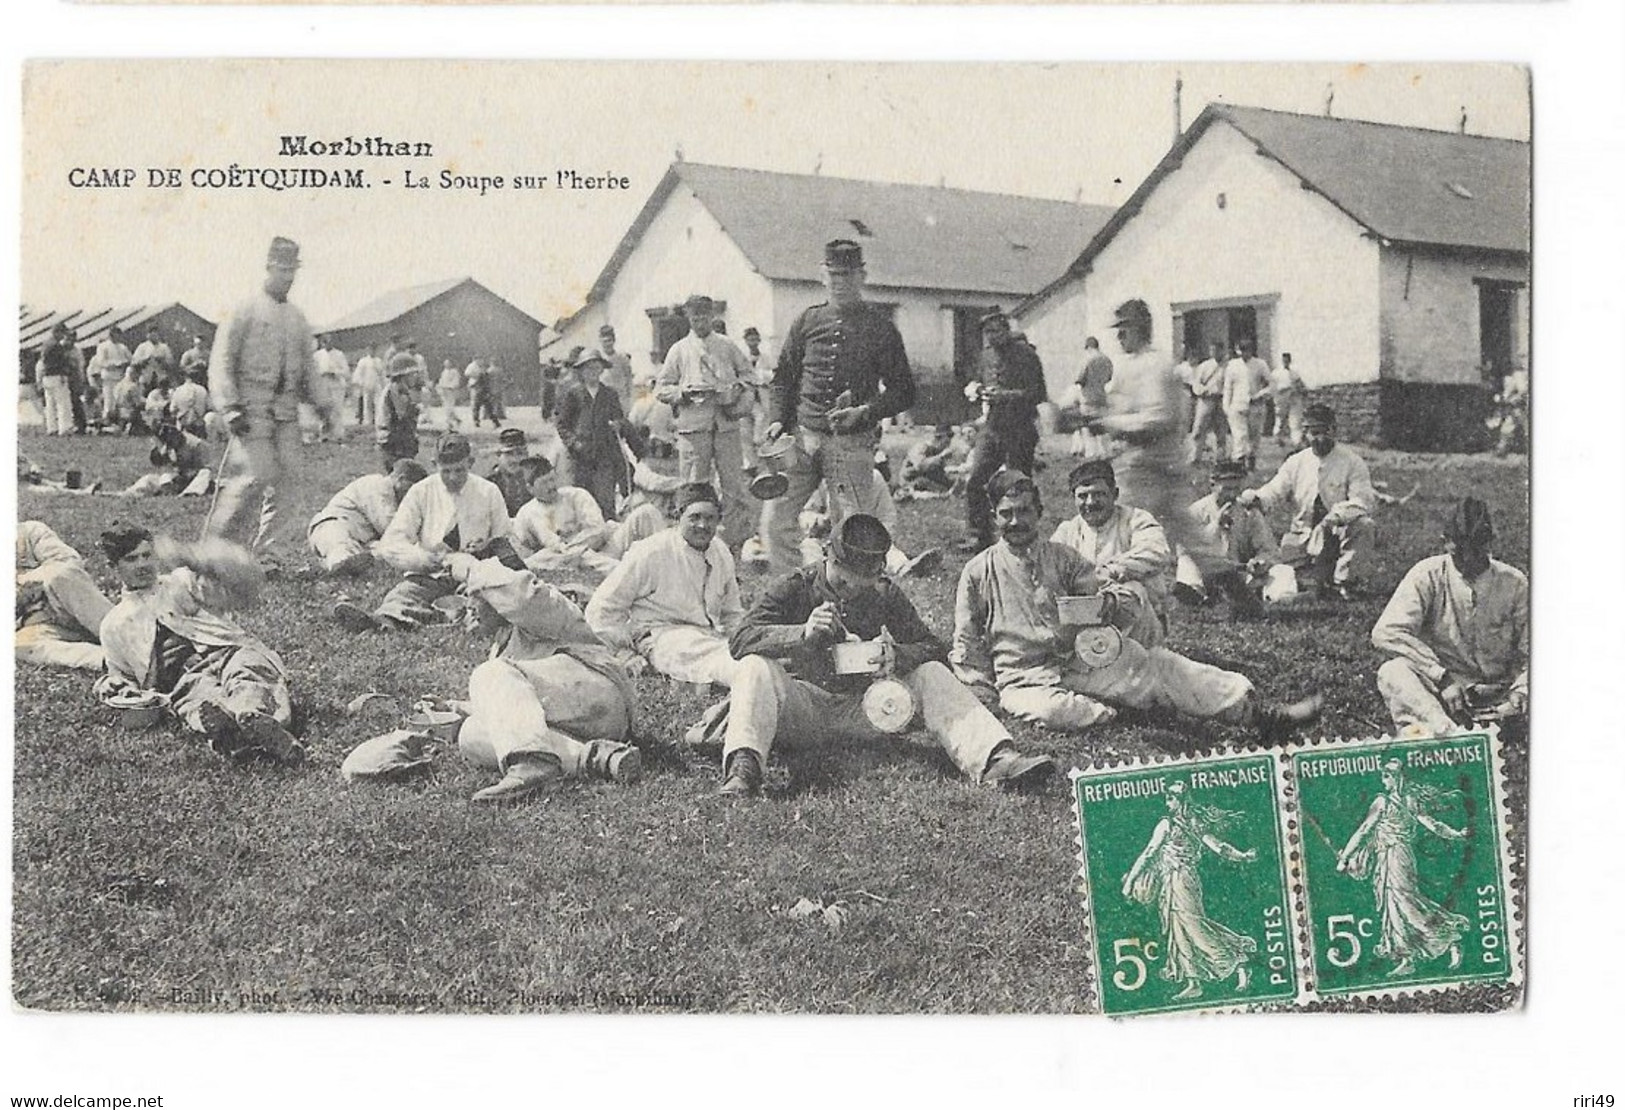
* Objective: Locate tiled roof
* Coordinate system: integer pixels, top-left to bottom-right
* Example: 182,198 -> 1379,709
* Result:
582,162 -> 1115,308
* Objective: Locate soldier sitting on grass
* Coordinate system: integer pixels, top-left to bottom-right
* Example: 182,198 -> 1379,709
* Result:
95,524 -> 304,764
951,470 -> 1321,742
585,482 -> 744,690
690,513 -> 1054,798
432,551 -> 645,803
1371,497 -> 1527,741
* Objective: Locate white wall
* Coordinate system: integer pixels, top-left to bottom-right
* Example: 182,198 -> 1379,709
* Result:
1019,280 -> 1094,401
557,182 -> 776,381
1378,248 -> 1530,385
1021,120 -> 1383,390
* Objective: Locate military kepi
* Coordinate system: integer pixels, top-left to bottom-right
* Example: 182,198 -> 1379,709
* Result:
823,239 -> 864,271
1111,298 -> 1151,329
267,236 -> 302,268
830,513 -> 891,575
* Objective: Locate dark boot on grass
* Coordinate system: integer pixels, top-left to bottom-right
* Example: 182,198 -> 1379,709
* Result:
718,749 -> 763,798
1253,693 -> 1324,744
237,711 -> 306,766
472,753 -> 563,803
195,701 -> 246,757
584,740 -> 643,785
982,744 -> 1056,791
332,600 -> 382,632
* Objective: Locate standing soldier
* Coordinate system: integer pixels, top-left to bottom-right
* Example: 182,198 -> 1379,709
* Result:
95,326 -> 134,429
762,239 -> 917,575
1272,352 -> 1307,449
1073,335 -> 1114,458
1094,298 -> 1208,568
597,325 -> 635,416
960,309 -> 1047,552
312,333 -> 351,443
739,326 -> 773,476
1187,341 -> 1229,464
557,350 -> 631,519
351,343 -> 384,428
206,236 -> 318,559
656,295 -> 755,552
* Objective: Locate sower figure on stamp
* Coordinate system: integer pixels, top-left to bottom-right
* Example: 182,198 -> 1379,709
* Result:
655,295 -> 755,552
1371,497 -> 1528,741
960,309 -> 1047,553
95,524 -> 304,764
428,553 -> 644,803
761,239 -> 917,576
206,237 -> 319,566
332,433 -> 519,633
950,470 -> 1321,740
16,520 -> 113,671
1336,759 -> 1469,977
688,513 -> 1054,798
1121,782 -> 1258,1000
1238,402 -> 1376,601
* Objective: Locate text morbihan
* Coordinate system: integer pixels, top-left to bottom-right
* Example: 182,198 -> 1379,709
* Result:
280,135 -> 433,158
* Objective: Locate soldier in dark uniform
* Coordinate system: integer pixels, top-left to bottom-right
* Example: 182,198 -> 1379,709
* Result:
556,349 -> 631,519
762,239 -> 917,575
487,427 -> 533,516
961,309 -> 1048,552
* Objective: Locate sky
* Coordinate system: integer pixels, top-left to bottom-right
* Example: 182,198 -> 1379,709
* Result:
22,60 -> 1529,330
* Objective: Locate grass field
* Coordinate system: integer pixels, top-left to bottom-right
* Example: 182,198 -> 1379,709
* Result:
12,416 -> 1529,1013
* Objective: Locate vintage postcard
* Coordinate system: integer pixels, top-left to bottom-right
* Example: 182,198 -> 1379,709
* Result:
15,61 -> 1529,1021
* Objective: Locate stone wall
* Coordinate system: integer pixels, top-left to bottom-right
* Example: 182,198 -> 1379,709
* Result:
1307,380 -> 1493,453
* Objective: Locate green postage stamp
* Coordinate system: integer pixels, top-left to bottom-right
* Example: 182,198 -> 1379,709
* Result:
1290,733 -> 1519,1000
1071,731 -> 1519,1015
1072,754 -> 1299,1016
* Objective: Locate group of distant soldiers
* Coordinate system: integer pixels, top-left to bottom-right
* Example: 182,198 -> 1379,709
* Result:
17,235 -> 1527,808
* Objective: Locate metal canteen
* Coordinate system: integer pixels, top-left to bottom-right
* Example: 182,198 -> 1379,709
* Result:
1074,625 -> 1124,668
862,678 -> 917,734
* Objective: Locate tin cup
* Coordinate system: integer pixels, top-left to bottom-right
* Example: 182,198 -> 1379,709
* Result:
831,639 -> 886,676
750,434 -> 796,501
1056,594 -> 1108,626
404,709 -> 464,743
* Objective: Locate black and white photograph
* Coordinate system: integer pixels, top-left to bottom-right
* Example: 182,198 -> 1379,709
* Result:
5,48 -> 1620,1109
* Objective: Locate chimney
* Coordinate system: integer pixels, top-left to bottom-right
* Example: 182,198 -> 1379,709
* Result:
1173,75 -> 1184,143
1458,106 -> 1469,134
1323,84 -> 1336,118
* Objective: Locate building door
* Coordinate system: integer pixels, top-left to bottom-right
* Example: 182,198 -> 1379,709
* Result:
1477,281 -> 1522,387
646,299 -> 727,365
1175,299 -> 1276,362
940,305 -> 996,422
